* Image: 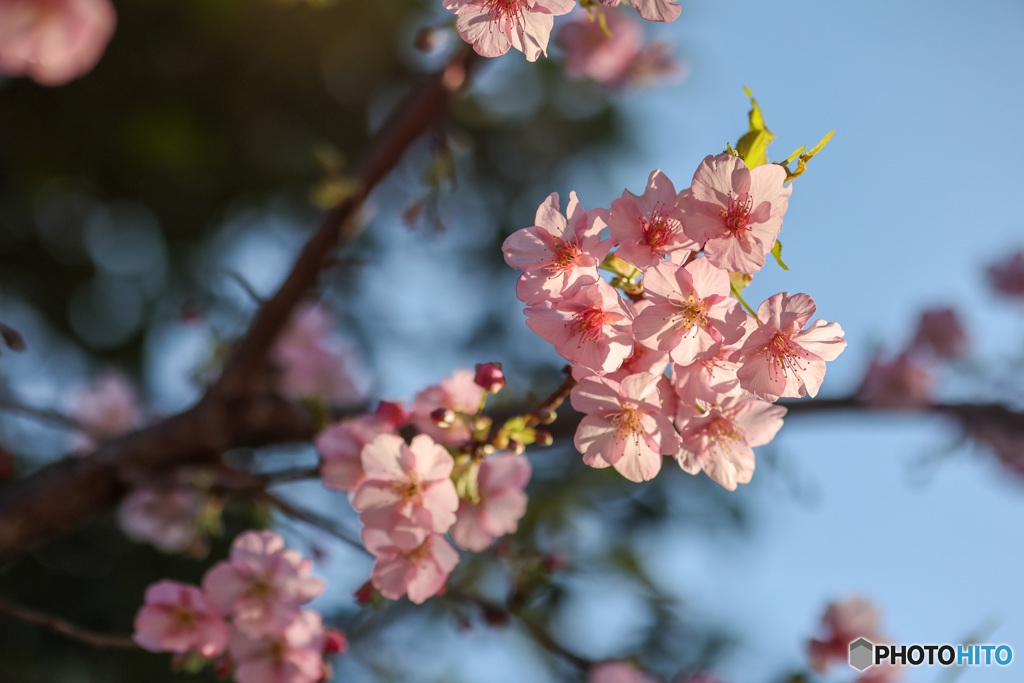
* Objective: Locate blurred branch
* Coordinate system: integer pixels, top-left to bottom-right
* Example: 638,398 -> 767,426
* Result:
0,397 -> 84,432
261,490 -> 368,554
0,48 -> 481,565
0,598 -> 136,649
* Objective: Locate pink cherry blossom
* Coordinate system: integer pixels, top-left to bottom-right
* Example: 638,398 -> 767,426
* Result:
526,278 -> 634,373
442,0 -> 576,62
411,369 -> 487,447
503,191 -> 612,304
630,0 -> 680,23
588,660 -> 660,683
0,0 -> 115,86
632,258 -> 746,364
351,434 -> 459,549
681,153 -> 792,274
671,343 -> 742,407
364,529 -> 460,604
451,451 -> 531,551
571,299 -> 669,384
133,580 -> 229,658
202,531 -> 326,639
910,307 -> 967,360
229,609 -> 326,683
557,10 -> 681,90
118,483 -> 202,554
808,597 -> 885,674
858,353 -> 933,409
72,370 -> 143,438
571,372 -> 681,482
608,170 -> 697,270
734,292 -> 846,401
675,396 -> 785,490
987,250 -> 1024,298
272,302 -> 367,406
316,414 -> 397,495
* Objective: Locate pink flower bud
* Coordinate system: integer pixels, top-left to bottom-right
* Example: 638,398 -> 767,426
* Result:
474,362 -> 506,393
354,580 -> 375,605
323,629 -> 348,655
430,408 -> 456,427
375,400 -> 409,428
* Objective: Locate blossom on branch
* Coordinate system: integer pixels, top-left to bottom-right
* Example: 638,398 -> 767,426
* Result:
608,169 -> 696,269
202,531 -> 326,639
0,0 -> 116,86
229,609 -> 326,683
451,451 -> 531,551
681,153 -> 791,274
364,529 -> 460,604
571,372 -> 680,482
133,580 -> 229,658
734,292 -> 846,401
503,191 -> 611,305
443,0 -> 576,62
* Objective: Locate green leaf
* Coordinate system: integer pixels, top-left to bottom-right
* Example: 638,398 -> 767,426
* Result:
782,128 -> 834,181
735,87 -> 775,169
770,240 -> 789,270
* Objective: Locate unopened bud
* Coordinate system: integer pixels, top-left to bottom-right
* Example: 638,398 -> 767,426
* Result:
430,408 -> 456,427
0,323 -> 25,352
354,580 -> 375,605
414,26 -> 441,52
542,551 -> 568,573
323,629 -> 349,655
537,408 -> 556,425
376,400 -> 408,428
474,362 -> 505,393
534,430 -> 553,446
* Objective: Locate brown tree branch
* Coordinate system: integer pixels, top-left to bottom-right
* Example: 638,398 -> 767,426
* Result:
0,598 -> 137,649
0,48 -> 481,565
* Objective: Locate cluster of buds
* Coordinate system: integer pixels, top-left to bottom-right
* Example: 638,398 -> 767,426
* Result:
503,146 -> 846,489
316,366 -> 531,604
133,531 -> 341,683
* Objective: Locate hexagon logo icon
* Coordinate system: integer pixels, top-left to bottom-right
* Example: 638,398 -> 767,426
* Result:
849,637 -> 874,671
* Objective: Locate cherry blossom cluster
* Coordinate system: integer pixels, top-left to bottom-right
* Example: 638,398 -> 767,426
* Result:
133,530 -> 345,683
503,153 -> 847,489
316,365 -> 532,604
443,0 -> 681,63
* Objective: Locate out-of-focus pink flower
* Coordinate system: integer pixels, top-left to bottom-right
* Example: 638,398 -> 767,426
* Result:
608,170 -> 696,270
474,362 -> 506,393
858,353 -> 933,409
118,483 -> 202,554
589,660 -> 660,683
352,434 -> 459,549
987,251 -> 1024,298
272,302 -> 367,406
734,292 -> 846,401
364,529 -> 459,604
675,396 -> 785,490
910,307 -> 967,360
0,0 -> 116,86
71,370 -> 144,451
681,153 -> 792,275
571,372 -> 680,482
503,191 -> 612,304
133,580 -> 229,658
443,0 -> 576,62
411,369 -> 487,447
526,279 -> 634,374
229,609 -> 326,683
632,258 -> 746,365
202,531 -> 325,639
451,452 -> 531,551
316,414 -> 397,495
807,597 -> 884,674
558,12 -> 681,91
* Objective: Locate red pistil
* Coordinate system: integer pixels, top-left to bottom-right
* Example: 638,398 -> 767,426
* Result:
721,193 -> 754,236
569,307 -> 607,346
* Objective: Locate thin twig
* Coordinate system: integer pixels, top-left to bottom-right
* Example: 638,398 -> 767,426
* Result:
0,598 -> 136,649
0,397 -> 84,432
262,491 -> 368,555
524,366 -> 577,429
